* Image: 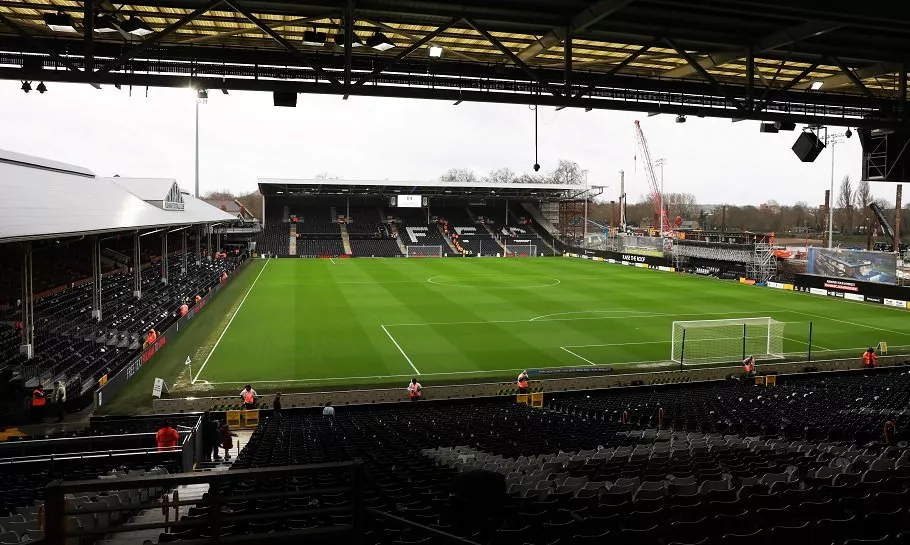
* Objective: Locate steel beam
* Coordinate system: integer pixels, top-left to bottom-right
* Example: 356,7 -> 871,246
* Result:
746,46 -> 754,111
224,0 -> 341,88
361,19 -> 482,63
900,64 -> 907,118
571,39 -> 656,100
355,18 -> 458,87
97,0 -> 223,75
180,15 -> 324,44
516,0 -> 634,62
83,1 -> 94,74
343,0 -> 353,96
0,11 -> 102,89
794,62 -> 899,90
465,18 -> 562,98
832,57 -> 885,111
663,20 -> 840,79
564,32 -> 572,93
666,38 -> 746,112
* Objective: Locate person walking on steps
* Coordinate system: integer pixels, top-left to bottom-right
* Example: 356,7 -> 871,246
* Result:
53,380 -> 66,422
219,421 -> 238,461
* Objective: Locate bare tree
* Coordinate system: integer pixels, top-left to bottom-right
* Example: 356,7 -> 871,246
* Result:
664,192 -> 698,219
855,178 -> 873,210
546,159 -> 587,185
439,168 -> 478,184
484,168 -> 516,184
837,175 -> 855,235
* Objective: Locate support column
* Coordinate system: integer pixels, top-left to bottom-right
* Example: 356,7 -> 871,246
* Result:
895,184 -> 903,253
216,230 -> 222,254
161,233 -> 169,285
91,237 -> 102,321
133,232 -> 142,300
206,225 -> 213,260
19,243 -> 34,359
182,231 -> 188,274
196,226 -> 202,265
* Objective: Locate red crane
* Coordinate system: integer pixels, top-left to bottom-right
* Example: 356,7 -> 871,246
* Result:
634,120 -> 674,235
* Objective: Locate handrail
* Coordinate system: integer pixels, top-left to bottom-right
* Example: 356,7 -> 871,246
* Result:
0,447 -> 182,465
369,508 -> 481,545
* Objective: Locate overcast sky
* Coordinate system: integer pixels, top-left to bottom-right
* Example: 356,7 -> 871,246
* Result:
0,81 -> 877,206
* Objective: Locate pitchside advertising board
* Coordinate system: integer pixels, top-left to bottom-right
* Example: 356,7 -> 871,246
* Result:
793,274 -> 910,308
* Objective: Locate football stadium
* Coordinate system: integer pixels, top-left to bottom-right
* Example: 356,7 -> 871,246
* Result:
3,1 -> 910,545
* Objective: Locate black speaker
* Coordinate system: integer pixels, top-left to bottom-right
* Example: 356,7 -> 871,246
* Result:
273,91 -> 297,107
792,132 -> 825,162
760,123 -> 779,133
774,121 -> 796,131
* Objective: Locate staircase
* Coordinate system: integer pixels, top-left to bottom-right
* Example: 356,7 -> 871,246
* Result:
288,223 -> 297,255
521,202 -> 559,237
436,223 -> 461,254
388,222 -> 409,255
509,208 -> 557,255
339,223 -> 353,255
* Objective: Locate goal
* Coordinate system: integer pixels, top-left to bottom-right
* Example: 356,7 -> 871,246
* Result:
671,317 -> 784,365
504,244 -> 538,257
406,245 -> 443,258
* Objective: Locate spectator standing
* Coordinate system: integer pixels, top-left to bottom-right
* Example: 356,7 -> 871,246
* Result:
53,380 -> 66,422
240,384 -> 258,409
743,355 -> 756,376
273,393 -> 282,419
155,421 -> 180,451
219,421 -> 238,461
30,384 -> 46,422
210,419 -> 222,461
323,402 -> 335,417
863,347 -> 878,368
408,378 -> 422,401
200,412 -> 213,462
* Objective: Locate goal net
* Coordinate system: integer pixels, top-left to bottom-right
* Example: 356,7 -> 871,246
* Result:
504,244 -> 538,257
406,245 -> 443,258
671,317 -> 784,365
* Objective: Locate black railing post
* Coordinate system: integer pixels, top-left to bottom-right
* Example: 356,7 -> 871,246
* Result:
352,461 -> 365,545
680,329 -> 686,371
807,321 -> 813,362
44,479 -> 66,545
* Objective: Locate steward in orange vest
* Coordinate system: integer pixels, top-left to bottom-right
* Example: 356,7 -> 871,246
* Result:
156,422 -> 180,451
863,348 -> 878,368
30,384 -> 46,422
517,371 -> 530,394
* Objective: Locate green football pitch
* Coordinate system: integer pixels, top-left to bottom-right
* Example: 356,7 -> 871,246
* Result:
181,256 -> 909,390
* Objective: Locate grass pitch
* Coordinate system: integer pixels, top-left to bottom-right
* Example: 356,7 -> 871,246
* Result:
103,256 -> 910,413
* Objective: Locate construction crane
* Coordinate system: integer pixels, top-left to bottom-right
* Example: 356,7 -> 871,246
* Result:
633,120 -> 674,235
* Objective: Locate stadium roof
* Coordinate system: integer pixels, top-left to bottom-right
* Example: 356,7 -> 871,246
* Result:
258,178 -> 580,199
0,1 -> 908,129
0,149 -> 237,243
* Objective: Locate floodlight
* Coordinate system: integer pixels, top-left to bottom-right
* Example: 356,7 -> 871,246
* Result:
36,82 -> 47,94
366,32 -> 395,51
334,29 -> 363,47
21,81 -> 31,93
197,89 -> 208,101
120,16 -> 154,36
810,80 -> 823,90
44,12 -> 77,33
94,14 -> 119,33
675,114 -> 687,123
428,45 -> 443,57
302,29 -> 326,46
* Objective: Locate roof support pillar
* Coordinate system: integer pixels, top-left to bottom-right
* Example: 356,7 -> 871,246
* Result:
133,231 -> 142,300
746,45 -> 754,112
83,1 -> 94,74
91,237 -> 102,321
564,32 -> 572,94
19,242 -> 34,359
182,231 -> 188,274
343,0 -> 354,98
900,64 -> 907,120
196,226 -> 202,265
161,233 -> 168,285
207,225 -> 213,261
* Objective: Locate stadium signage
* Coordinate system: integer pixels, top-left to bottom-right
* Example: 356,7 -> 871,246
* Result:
823,279 -> 859,292
696,266 -> 721,275
141,336 -> 167,364
622,254 -> 647,263
844,293 -> 865,302
885,298 -> 906,308
794,274 -> 910,306
865,296 -> 884,304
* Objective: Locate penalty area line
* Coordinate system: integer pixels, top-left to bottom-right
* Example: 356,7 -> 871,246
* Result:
560,346 -> 597,366
381,324 -> 421,376
191,259 -> 271,384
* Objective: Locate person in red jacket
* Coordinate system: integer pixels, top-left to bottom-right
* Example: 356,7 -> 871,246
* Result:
156,421 -> 180,451
863,347 -> 878,368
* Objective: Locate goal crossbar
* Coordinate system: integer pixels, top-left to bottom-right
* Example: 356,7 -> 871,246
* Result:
503,244 -> 538,257
671,317 -> 784,365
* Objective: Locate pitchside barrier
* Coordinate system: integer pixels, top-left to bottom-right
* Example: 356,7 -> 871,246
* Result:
93,258 -> 251,409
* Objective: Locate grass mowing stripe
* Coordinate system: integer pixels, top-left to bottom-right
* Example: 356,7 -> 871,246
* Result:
783,309 -> 910,339
192,258 -> 271,383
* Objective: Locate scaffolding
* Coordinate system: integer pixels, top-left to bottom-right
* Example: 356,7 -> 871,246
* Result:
749,242 -> 777,282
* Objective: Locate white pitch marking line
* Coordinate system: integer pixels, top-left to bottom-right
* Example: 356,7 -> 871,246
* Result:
192,259 -> 271,384
564,340 -> 670,349
783,335 -> 833,351
381,324 -> 421,376
330,258 -> 336,264
560,346 -> 597,366
530,310 -> 652,321
783,309 -> 910,338
384,310 -> 781,328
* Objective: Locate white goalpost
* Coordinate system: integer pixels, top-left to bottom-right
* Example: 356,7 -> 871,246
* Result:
406,245 -> 444,258
671,317 -> 784,365
503,244 -> 538,257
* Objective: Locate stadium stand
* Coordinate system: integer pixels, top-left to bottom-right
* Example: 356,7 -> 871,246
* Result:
254,224 -> 290,256
395,208 -> 452,253
119,368 -> 910,544
438,208 -> 502,256
349,239 -> 403,257
295,238 -> 345,258
345,206 -> 403,257
292,206 -> 340,234
0,254 -> 241,405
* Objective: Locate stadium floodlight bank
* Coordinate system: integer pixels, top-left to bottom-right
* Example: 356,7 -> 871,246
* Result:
504,244 -> 539,257
406,245 -> 444,258
671,317 -> 784,365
